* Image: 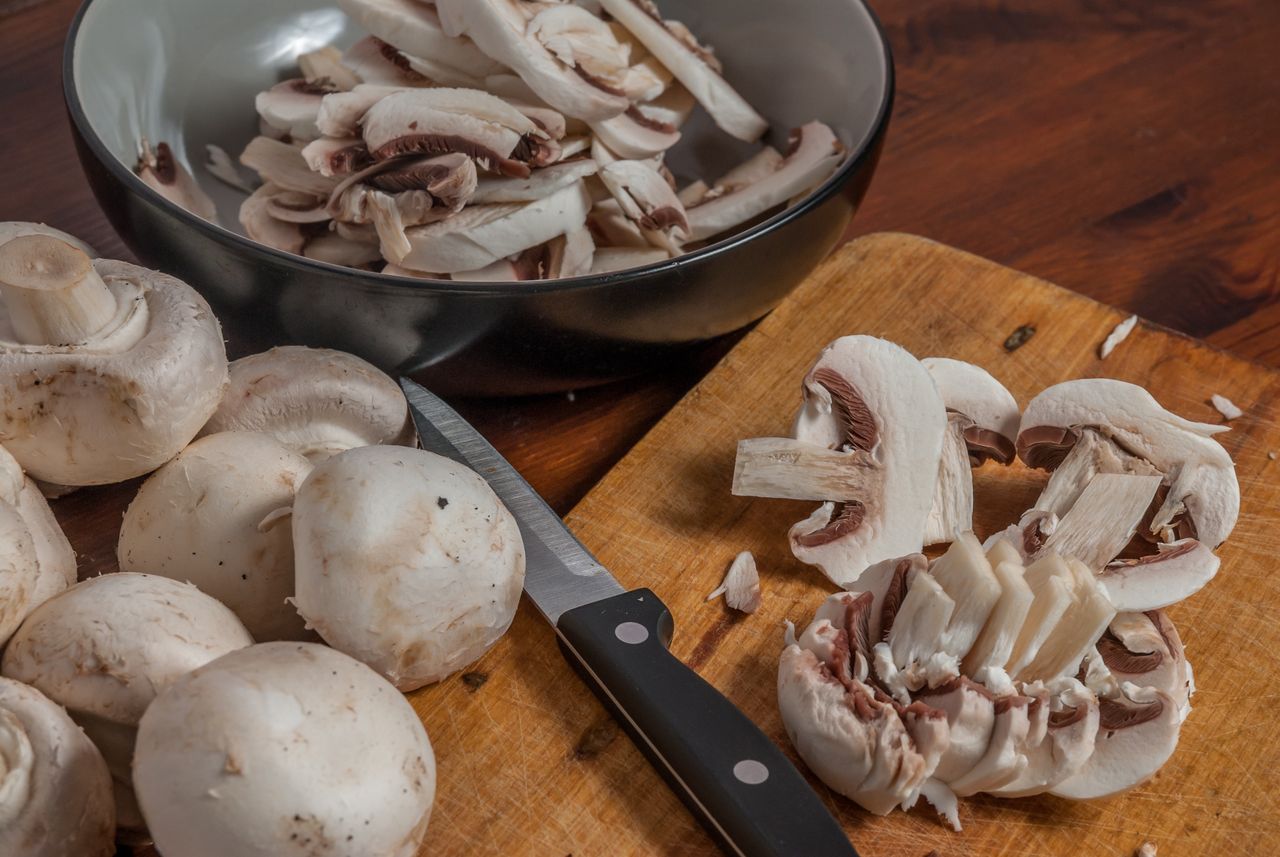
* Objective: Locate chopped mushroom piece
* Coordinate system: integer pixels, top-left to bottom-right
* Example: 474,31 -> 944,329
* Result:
0,677 -> 115,857
1050,684 -> 1181,799
599,159 -> 689,248
337,0 -> 503,79
133,642 -> 435,857
204,143 -> 256,192
706,550 -> 761,613
298,45 -> 360,91
1035,472 -> 1162,571
135,139 -> 217,221
1137,842 -> 1158,857
1210,393 -> 1242,421
0,236 -> 228,485
254,79 -> 334,142
686,122 -> 844,241
1099,314 -> 1137,359
596,0 -> 766,141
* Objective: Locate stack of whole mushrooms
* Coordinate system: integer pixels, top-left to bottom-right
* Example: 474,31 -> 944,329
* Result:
733,335 -> 1238,830
0,225 -> 527,854
219,0 -> 845,279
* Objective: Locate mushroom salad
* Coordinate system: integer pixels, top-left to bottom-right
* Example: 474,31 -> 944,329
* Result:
172,0 -> 847,279
0,226 -> 526,854
734,335 -> 1239,830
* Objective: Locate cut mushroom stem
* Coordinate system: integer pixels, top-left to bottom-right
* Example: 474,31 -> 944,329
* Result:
733,437 -> 878,502
0,235 -> 118,345
1036,473 -> 1162,570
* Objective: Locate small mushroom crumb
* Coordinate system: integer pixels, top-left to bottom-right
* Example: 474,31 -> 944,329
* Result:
1210,394 -> 1243,421
1099,314 -> 1137,359
1003,324 -> 1036,352
1269,451 -> 1277,461
706,551 -> 762,613
205,144 -> 256,192
573,720 -> 619,760
1136,843 -> 1157,857
461,671 -> 488,692
923,851 -> 942,857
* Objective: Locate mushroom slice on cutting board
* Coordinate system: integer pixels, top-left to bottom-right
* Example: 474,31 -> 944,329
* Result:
133,642 -> 435,857
291,446 -> 525,690
685,122 -> 844,241
118,432 -> 315,642
135,139 -> 217,221
733,335 -> 946,588
595,0 -> 766,141
1094,610 -> 1194,720
434,0 -> 631,122
0,676 -> 115,857
0,236 -> 228,486
1050,684 -> 1181,800
920,358 -> 1021,545
1,573 -> 252,841
1017,379 -> 1238,607
200,346 -> 415,461
986,678 -> 1100,797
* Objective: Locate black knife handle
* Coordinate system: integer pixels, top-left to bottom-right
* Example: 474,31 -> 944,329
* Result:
556,589 -> 858,857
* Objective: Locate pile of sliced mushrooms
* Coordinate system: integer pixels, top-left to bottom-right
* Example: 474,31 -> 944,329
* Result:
151,0 -> 845,280
734,335 -> 1238,829
0,223 -> 525,855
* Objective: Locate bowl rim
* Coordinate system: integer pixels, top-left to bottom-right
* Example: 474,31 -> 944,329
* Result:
62,0 -> 894,297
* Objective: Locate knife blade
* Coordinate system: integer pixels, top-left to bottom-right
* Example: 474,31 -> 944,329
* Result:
400,380 -> 858,857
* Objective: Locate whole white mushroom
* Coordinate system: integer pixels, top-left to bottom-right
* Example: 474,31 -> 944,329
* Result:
118,431 -> 314,641
1,573 -> 253,839
0,235 -> 228,486
133,641 -> 435,857
292,445 -> 525,690
0,676 -> 115,857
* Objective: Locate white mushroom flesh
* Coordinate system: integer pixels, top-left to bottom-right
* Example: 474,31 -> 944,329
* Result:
706,550 -> 761,613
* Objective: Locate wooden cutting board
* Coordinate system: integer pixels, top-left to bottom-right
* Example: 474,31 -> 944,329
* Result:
410,233 -> 1280,856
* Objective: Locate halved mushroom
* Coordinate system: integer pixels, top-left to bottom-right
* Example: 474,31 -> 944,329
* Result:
1050,684 -> 1181,799
118,432 -> 315,642
0,236 -> 229,485
596,0 -> 766,141
199,346 -> 415,461
337,0 -> 503,79
360,88 -> 546,177
0,676 -> 115,857
1,573 -> 253,839
394,179 -> 592,273
435,0 -> 631,121
921,358 -> 1020,545
134,139 -> 217,221
733,336 -> 946,587
133,641 -> 435,857
1017,379 -> 1238,606
291,446 -> 525,690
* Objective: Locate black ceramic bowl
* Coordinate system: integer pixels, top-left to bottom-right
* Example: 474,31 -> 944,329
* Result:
64,0 -> 892,395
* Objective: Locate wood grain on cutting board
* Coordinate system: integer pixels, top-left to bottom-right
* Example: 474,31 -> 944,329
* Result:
408,233 -> 1280,856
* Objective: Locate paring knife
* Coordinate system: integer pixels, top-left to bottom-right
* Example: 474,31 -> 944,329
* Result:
400,380 -> 858,857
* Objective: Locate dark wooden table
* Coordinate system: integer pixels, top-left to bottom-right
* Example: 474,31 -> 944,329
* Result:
3,0 -> 1278,518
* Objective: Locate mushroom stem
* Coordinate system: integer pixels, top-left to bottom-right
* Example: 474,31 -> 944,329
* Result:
732,437 -> 879,502
0,236 -> 117,346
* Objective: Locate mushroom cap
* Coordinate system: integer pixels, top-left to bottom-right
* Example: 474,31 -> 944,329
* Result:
199,346 -> 414,462
133,642 -> 435,857
1017,378 -> 1239,547
0,443 -> 76,638
921,357 -> 1020,464
118,432 -> 315,642
0,222 -> 95,259
0,677 -> 115,857
1,573 -> 253,833
788,336 -> 947,587
292,446 -> 525,690
0,259 -> 229,486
